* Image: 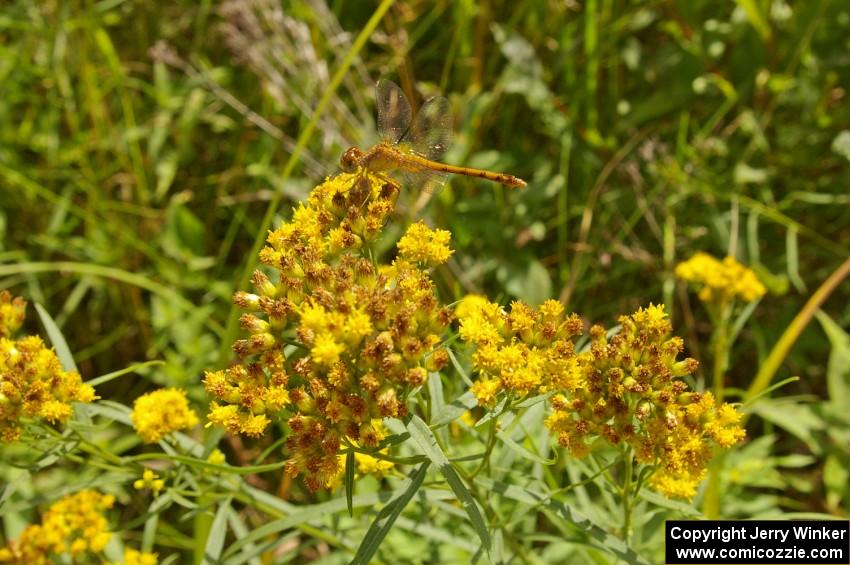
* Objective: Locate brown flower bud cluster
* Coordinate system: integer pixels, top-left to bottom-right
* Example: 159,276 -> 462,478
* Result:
544,304 -> 744,498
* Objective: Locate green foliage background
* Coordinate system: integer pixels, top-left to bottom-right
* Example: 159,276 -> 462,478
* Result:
1,0 -> 849,563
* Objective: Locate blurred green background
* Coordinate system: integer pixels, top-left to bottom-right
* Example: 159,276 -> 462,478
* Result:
1,0 -> 849,516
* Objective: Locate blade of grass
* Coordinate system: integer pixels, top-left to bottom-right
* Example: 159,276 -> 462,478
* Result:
745,254 -> 850,405
0,262 -> 222,335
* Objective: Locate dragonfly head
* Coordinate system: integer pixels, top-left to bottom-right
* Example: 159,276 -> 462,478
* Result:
340,147 -> 365,173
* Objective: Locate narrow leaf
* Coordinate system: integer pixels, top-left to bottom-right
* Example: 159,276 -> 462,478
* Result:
406,415 -> 491,551
345,450 -> 356,517
815,310 -> 850,407
430,391 -> 478,428
34,302 -> 78,373
86,360 -> 165,387
478,478 -> 652,565
350,462 -> 430,565
203,498 -> 231,563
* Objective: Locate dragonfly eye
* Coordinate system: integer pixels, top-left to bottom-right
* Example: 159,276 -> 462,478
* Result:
340,147 -> 363,172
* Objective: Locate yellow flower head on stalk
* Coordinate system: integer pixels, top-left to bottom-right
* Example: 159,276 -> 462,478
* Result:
456,297 -> 584,405
0,490 -> 115,563
0,294 -> 96,443
133,468 -> 165,494
204,170 -> 453,491
544,305 -> 745,499
0,290 -> 26,338
675,252 -> 766,307
131,388 -> 199,443
120,548 -> 159,565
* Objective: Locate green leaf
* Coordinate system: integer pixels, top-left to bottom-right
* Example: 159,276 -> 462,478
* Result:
815,311 -> 850,408
142,494 -> 172,552
202,498 -> 231,564
430,391 -> 478,428
350,462 -> 430,565
427,371 -> 446,419
221,489 -> 409,560
506,260 -> 552,305
86,360 -> 165,387
446,347 -> 474,387
478,478 -> 652,565
345,450 -> 356,517
751,398 -> 825,454
164,202 -> 206,259
84,401 -> 132,426
406,415 -> 491,551
638,490 -> 703,518
823,455 -> 849,510
497,429 -> 555,465
34,302 -> 78,373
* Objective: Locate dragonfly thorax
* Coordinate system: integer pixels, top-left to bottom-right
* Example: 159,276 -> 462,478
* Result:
340,147 -> 365,173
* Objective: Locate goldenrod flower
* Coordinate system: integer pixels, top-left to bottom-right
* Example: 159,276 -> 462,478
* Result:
131,388 -> 198,443
207,448 -> 227,465
676,252 -> 766,306
121,548 -> 159,565
205,170 -> 451,490
355,451 -> 395,478
397,221 -> 454,265
0,290 -> 26,339
457,297 -> 584,405
542,305 -> 745,499
0,490 -> 114,563
133,468 -> 165,494
0,294 -> 97,443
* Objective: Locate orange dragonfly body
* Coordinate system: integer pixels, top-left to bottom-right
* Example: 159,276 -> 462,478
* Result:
340,79 -> 526,193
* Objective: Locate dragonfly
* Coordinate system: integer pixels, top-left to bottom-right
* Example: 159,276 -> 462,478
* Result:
339,79 -> 526,194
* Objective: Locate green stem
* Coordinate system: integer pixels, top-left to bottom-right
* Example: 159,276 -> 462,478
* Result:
621,446 -> 634,542
712,310 -> 730,404
704,304 -> 731,518
468,414 -> 499,479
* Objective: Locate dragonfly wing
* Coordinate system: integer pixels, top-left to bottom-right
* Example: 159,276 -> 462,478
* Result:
409,95 -> 453,161
376,79 -> 412,145
398,166 -> 449,195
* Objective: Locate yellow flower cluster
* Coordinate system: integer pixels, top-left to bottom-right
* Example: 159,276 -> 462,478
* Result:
121,549 -> 159,565
397,221 -> 454,266
353,450 -> 395,479
0,294 -> 96,443
131,388 -> 198,443
543,305 -> 745,499
205,170 -> 452,490
0,291 -> 26,338
456,296 -> 584,405
675,252 -> 766,305
640,392 -> 746,498
0,490 -> 115,563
